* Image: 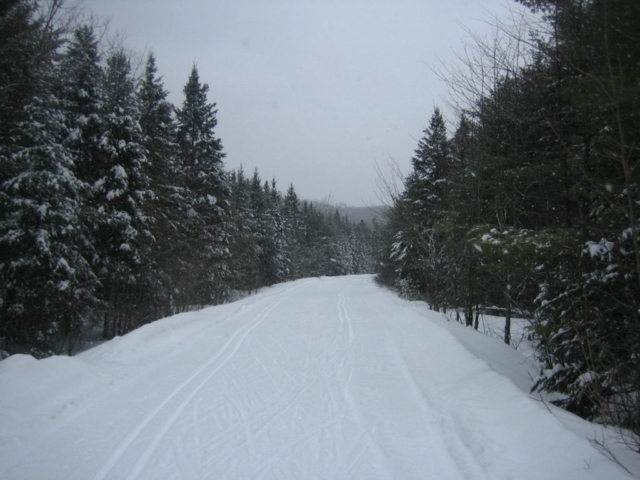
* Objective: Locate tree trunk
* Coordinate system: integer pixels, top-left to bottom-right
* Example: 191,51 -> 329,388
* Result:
504,302 -> 511,345
474,306 -> 480,330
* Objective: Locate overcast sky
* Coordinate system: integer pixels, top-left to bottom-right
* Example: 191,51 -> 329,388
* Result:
82,0 -> 518,207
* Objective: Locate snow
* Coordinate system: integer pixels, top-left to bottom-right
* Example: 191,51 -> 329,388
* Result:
586,238 -> 614,259
113,165 -> 127,179
578,371 -> 597,387
0,275 -> 636,479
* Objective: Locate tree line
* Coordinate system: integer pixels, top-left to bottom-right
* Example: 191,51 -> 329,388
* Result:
0,0 -> 377,358
377,0 -> 640,449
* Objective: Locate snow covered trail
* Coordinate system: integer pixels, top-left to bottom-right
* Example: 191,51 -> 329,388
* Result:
0,275 -> 634,479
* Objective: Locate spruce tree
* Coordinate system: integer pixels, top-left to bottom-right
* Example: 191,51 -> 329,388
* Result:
258,180 -> 289,286
95,49 -> 153,337
390,108 -> 451,307
0,94 -> 98,356
138,52 -> 180,318
227,167 -> 262,291
282,184 -> 303,278
175,65 -> 231,306
61,25 -> 105,188
0,6 -> 97,356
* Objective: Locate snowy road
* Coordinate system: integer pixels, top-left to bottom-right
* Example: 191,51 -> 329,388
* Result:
0,276 -> 634,479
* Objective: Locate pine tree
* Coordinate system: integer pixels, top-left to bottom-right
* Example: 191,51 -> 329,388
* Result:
95,49 -> 153,337
0,5 -> 97,356
175,65 -> 231,307
259,179 -> 289,286
405,107 -> 450,223
325,211 -> 354,276
377,0 -> 640,447
282,184 -> 304,278
0,0 -> 52,148
353,220 -> 375,274
138,53 -> 178,176
390,108 -> 451,308
61,25 -> 105,188
0,94 -> 97,356
227,167 -> 261,291
445,115 -> 484,325
297,201 -> 329,277
518,0 -> 640,445
138,52 -> 180,318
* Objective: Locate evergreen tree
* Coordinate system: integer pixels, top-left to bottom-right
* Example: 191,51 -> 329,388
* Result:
227,167 -> 261,291
0,0 -> 55,150
61,25 -> 105,188
353,220 -> 374,274
282,184 -> 303,278
138,53 -> 177,175
445,115 -> 484,325
137,52 -> 180,318
378,0 -> 640,448
405,107 -> 450,223
519,0 -> 640,444
390,108 -> 451,308
0,4 -> 97,356
296,201 -> 329,277
95,49 -> 153,337
175,65 -> 231,307
0,95 -> 98,356
258,180 -> 290,286
326,211 -> 355,276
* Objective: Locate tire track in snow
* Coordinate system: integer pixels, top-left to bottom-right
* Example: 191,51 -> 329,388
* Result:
92,280 -> 311,480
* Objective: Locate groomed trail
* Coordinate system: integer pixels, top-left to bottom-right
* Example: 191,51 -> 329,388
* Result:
0,275 -> 634,479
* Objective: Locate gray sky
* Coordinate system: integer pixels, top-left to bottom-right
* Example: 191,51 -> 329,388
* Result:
82,0 -> 516,206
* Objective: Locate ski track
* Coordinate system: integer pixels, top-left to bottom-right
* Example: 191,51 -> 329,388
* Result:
391,344 -> 491,480
2,275 -> 634,480
93,280 -> 311,480
337,292 -> 354,348
332,286 -> 392,478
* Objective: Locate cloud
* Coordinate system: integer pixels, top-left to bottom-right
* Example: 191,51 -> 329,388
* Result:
83,0 -> 513,206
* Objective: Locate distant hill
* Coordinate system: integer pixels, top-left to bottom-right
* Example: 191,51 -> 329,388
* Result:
310,201 -> 387,226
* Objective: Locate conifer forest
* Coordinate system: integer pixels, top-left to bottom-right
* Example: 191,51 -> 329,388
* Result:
1,0 -> 640,451
0,0 -> 379,358
377,0 -> 640,448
